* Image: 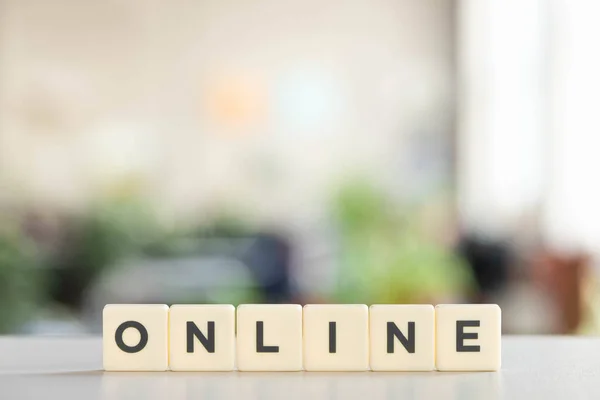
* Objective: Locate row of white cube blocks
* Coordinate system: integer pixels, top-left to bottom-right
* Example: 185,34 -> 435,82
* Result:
103,304 -> 501,372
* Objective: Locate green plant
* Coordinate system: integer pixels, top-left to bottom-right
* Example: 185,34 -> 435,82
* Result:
0,222 -> 42,332
331,180 -> 474,304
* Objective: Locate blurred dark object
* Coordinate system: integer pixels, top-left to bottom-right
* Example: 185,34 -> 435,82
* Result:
241,233 -> 292,303
147,216 -> 294,304
80,229 -> 295,333
50,216 -> 125,311
531,251 -> 588,334
43,197 -> 294,316
188,217 -> 293,303
457,234 -> 511,301
47,199 -> 161,312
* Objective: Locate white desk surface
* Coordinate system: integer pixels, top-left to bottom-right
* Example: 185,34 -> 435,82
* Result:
0,336 -> 597,399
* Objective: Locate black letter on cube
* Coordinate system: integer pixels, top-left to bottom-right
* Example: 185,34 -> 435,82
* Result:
115,321 -> 148,353
387,321 -> 415,353
329,321 -> 337,353
187,321 -> 215,353
256,321 -> 279,353
456,320 -> 481,352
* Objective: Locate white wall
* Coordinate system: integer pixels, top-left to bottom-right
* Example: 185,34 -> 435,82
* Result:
457,0 -> 546,237
543,0 -> 600,253
0,0 -> 455,228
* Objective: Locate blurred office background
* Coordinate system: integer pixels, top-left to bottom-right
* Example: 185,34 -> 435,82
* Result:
0,0 -> 598,335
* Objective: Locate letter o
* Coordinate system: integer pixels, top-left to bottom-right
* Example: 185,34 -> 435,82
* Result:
115,321 -> 148,353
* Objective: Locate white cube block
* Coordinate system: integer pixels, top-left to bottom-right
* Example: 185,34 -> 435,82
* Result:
236,304 -> 303,371
435,304 -> 501,371
169,304 -> 235,371
303,304 -> 369,371
103,304 -> 168,371
369,304 -> 435,371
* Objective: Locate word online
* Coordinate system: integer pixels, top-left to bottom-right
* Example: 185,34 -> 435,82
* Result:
103,304 -> 501,372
